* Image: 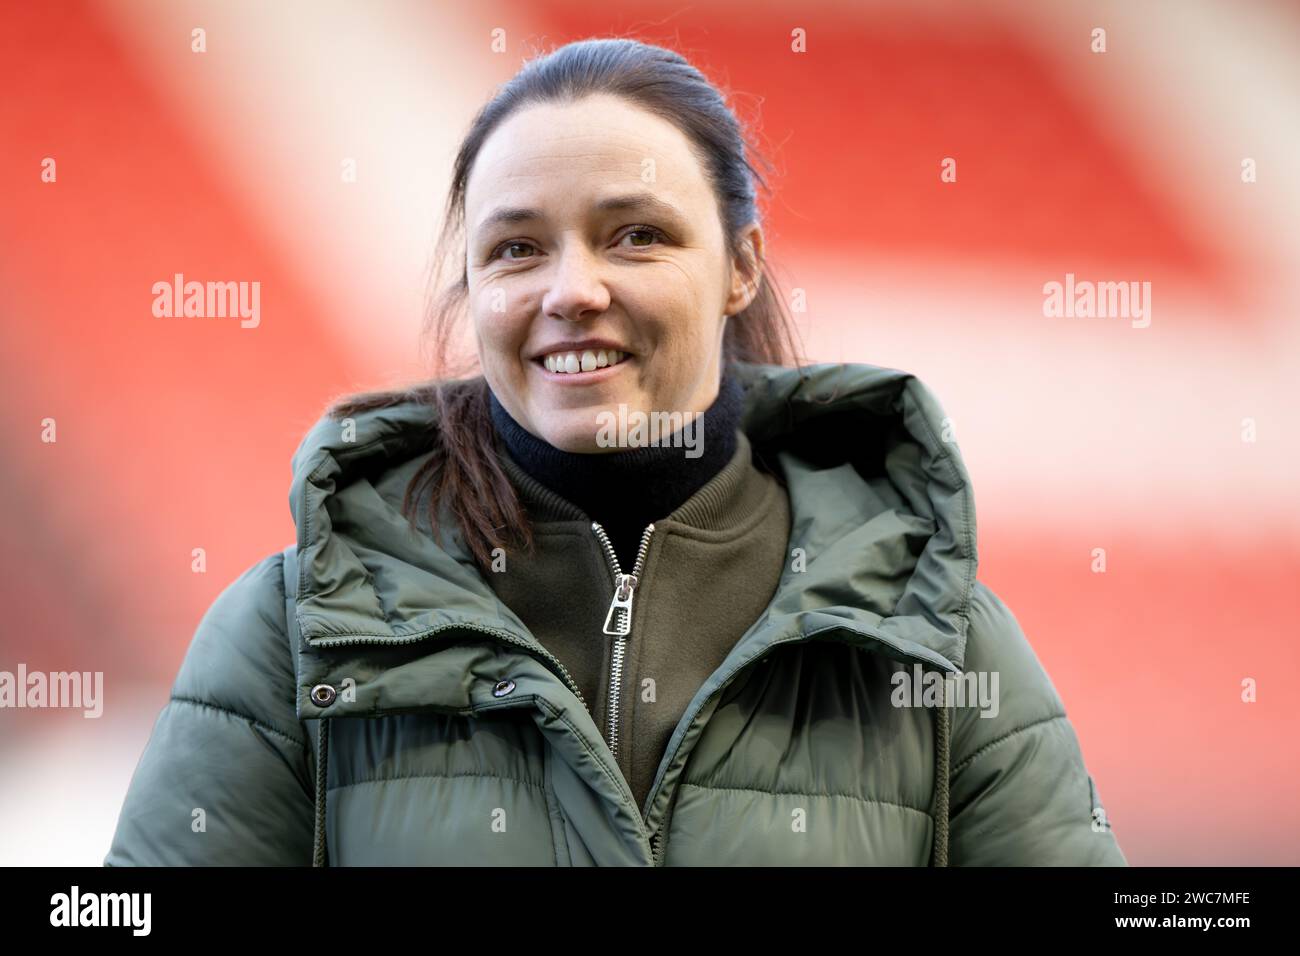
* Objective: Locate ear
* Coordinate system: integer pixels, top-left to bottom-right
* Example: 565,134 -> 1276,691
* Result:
723,223 -> 765,317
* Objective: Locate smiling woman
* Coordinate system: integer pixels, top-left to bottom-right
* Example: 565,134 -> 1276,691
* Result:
465,92 -> 758,456
105,37 -> 1127,868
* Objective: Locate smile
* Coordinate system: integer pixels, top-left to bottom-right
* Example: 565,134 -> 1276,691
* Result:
538,348 -> 630,375
535,348 -> 631,382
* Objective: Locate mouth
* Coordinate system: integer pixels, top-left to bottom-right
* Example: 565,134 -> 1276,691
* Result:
533,347 -> 633,383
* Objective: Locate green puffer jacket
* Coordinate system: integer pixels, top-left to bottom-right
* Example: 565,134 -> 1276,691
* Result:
105,361 -> 1127,866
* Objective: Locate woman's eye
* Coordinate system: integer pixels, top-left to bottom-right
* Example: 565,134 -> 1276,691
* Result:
495,241 -> 537,261
620,226 -> 667,249
491,227 -> 664,261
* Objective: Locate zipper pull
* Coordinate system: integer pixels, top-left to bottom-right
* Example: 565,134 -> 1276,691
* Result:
602,573 -> 638,636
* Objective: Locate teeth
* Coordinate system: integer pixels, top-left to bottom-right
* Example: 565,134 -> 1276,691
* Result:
543,349 -> 627,374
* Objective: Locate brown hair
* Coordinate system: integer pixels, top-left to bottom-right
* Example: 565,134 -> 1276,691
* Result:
327,37 -> 808,574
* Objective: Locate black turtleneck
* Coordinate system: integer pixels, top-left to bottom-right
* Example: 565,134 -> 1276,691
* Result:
487,367 -> 746,571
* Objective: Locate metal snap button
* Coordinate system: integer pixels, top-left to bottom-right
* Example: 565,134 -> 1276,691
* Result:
492,679 -> 516,697
310,683 -> 337,706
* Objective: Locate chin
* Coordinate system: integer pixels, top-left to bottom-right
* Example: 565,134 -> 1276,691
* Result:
533,419 -> 606,453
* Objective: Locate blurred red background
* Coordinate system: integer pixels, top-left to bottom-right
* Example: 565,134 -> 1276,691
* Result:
2,0 -> 1297,864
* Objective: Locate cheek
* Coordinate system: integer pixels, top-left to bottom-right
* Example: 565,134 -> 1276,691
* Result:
472,290 -> 529,355
663,266 -> 721,340
652,297 -> 718,362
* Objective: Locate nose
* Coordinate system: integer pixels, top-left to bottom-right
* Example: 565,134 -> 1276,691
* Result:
541,240 -> 611,322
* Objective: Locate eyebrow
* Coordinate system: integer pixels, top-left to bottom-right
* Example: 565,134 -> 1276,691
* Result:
473,192 -> 689,235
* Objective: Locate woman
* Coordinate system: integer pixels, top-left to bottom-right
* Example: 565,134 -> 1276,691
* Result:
106,38 -> 1126,867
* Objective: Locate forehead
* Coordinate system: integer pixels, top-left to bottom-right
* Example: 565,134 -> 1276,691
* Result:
465,94 -> 712,230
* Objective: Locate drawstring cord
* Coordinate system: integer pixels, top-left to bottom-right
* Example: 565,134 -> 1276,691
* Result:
931,700 -> 950,867
312,717 -> 330,867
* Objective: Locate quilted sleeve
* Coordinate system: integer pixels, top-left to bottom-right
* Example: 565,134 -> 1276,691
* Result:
945,582 -> 1127,866
104,552 -> 316,865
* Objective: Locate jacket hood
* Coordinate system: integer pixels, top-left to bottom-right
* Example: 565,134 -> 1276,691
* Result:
287,361 -> 976,706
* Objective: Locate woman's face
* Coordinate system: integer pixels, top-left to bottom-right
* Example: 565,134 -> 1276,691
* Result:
464,93 -> 762,452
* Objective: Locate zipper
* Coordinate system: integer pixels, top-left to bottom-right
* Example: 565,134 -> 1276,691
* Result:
643,643 -> 776,867
641,647 -> 771,867
591,521 -> 655,763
